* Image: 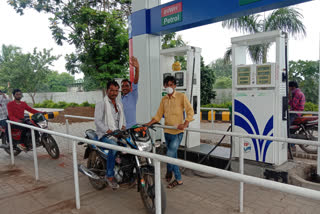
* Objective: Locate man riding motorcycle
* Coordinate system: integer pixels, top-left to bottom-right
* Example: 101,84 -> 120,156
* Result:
94,80 -> 126,189
7,89 -> 43,151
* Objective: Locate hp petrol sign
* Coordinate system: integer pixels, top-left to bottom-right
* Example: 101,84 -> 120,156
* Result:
161,2 -> 183,26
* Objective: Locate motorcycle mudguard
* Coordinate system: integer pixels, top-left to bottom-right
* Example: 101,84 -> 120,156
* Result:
84,147 -> 91,159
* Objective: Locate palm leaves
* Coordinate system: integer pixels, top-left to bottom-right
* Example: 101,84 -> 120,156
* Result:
222,7 -> 306,64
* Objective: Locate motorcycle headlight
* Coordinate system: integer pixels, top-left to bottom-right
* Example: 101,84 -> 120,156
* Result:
136,140 -> 153,152
37,120 -> 48,129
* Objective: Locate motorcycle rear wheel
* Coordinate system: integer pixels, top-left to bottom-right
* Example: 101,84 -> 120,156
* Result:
42,135 -> 60,159
1,134 -> 21,156
299,126 -> 318,154
87,151 -> 107,190
140,170 -> 166,214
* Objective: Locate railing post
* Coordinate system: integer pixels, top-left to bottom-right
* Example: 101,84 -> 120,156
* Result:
7,122 -> 14,166
211,109 -> 214,129
239,137 -> 244,213
154,159 -> 162,214
72,140 -> 81,209
66,119 -> 71,154
31,129 -> 39,180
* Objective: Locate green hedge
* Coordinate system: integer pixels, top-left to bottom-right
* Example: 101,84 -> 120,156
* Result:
201,101 -> 317,112
201,102 -> 232,110
34,100 -> 95,109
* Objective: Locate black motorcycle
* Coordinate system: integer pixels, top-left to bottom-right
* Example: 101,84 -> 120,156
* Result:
78,124 -> 166,214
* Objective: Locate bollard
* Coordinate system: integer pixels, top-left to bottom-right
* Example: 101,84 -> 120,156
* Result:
7,122 -> 14,166
239,137 -> 244,213
154,159 -> 162,214
31,129 -> 39,180
72,140 -> 81,209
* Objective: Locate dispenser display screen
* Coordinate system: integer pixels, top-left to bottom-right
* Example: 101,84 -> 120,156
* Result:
175,72 -> 184,86
256,65 -> 271,85
237,66 -> 251,85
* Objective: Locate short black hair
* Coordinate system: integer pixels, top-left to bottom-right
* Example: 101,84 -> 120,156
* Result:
13,89 -> 22,95
107,80 -> 120,90
121,79 -> 131,86
163,76 -> 176,86
289,81 -> 299,88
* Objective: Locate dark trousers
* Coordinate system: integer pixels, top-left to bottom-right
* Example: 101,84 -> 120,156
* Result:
0,119 -> 8,141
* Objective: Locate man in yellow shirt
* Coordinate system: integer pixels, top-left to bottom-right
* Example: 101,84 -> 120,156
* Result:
146,76 -> 194,189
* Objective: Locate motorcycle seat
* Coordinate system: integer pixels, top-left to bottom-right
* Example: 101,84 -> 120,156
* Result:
293,116 -> 318,125
85,129 -> 98,140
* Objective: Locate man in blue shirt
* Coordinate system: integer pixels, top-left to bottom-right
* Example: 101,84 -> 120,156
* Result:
121,56 -> 140,128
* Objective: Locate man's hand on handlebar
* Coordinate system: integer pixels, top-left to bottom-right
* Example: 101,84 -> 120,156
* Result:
106,129 -> 113,134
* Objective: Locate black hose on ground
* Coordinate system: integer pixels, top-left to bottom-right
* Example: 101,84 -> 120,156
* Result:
191,124 -> 234,178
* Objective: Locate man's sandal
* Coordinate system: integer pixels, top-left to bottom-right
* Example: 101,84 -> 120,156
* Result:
167,180 -> 183,189
165,171 -> 173,183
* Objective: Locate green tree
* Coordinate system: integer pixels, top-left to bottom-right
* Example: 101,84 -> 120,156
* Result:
82,75 -> 100,91
222,7 -> 306,63
40,71 -> 75,92
210,58 -> 232,78
213,77 -> 232,89
289,60 -> 319,104
201,57 -> 216,105
9,0 -> 130,94
161,32 -> 187,70
0,47 -> 59,104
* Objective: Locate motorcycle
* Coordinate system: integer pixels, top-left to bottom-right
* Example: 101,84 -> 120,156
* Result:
290,115 -> 318,154
0,112 -> 60,159
78,124 -> 166,214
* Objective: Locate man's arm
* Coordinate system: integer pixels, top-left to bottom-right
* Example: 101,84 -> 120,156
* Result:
146,99 -> 164,126
130,56 -> 140,84
177,95 -> 195,130
24,103 -> 40,114
94,102 -> 110,134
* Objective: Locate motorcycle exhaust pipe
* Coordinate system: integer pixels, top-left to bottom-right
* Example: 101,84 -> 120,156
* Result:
78,164 -> 101,180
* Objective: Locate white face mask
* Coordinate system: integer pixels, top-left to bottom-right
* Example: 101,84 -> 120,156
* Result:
165,87 -> 174,95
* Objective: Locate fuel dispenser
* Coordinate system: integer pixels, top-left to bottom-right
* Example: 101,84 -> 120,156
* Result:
232,31 -> 288,165
160,46 -> 201,148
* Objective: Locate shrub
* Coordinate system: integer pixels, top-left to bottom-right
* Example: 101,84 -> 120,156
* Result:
66,102 -> 80,107
80,101 -> 90,107
304,102 -> 318,112
34,100 -> 93,109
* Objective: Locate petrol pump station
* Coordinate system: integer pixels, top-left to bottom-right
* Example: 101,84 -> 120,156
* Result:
159,46 -> 201,148
231,31 -> 288,166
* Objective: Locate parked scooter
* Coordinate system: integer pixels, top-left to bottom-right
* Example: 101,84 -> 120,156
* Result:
290,116 -> 318,154
78,124 -> 166,214
0,112 -> 60,159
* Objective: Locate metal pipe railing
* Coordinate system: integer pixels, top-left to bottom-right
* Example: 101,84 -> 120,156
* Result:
5,116 -> 320,214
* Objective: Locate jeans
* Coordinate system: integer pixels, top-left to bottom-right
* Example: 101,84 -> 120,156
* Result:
0,119 -> 8,141
99,136 -> 118,178
164,133 -> 183,181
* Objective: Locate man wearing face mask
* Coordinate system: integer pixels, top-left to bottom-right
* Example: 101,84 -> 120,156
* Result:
146,76 -> 194,189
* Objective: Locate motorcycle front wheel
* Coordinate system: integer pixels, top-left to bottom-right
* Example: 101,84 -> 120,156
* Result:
1,133 -> 21,156
42,134 -> 60,159
299,126 -> 318,154
140,169 -> 166,214
87,151 -> 107,190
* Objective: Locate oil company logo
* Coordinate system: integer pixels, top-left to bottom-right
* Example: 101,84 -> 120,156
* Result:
161,2 -> 183,26
243,141 -> 252,153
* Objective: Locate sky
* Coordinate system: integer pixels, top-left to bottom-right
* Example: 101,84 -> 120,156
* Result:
0,0 -> 319,80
